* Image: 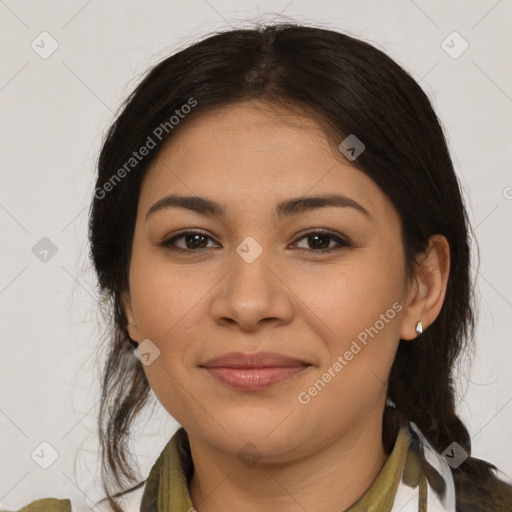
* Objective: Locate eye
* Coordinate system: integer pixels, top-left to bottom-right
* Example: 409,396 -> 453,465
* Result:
160,230 -> 219,252
159,229 -> 351,254
290,229 -> 351,253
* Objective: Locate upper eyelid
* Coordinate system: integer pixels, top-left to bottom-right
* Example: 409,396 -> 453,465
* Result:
163,229 -> 350,249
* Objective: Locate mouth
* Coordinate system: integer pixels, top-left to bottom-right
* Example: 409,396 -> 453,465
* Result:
199,351 -> 312,391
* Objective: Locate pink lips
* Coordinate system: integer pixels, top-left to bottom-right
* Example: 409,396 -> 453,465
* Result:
200,351 -> 311,390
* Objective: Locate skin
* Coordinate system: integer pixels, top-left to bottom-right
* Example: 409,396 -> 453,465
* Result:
123,100 -> 450,512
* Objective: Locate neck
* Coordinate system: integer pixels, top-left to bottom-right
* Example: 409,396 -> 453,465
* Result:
188,408 -> 390,512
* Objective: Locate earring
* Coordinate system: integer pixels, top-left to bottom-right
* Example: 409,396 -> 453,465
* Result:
415,321 -> 423,335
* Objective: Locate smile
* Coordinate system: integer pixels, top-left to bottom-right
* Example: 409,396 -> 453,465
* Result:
203,366 -> 310,390
200,351 -> 312,390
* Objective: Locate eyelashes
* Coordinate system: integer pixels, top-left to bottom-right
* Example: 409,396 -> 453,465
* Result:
158,228 -> 352,254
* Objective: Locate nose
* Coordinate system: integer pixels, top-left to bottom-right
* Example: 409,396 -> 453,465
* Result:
210,246 -> 295,332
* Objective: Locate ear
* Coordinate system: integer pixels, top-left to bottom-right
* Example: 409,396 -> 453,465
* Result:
400,234 -> 450,340
121,289 -> 141,343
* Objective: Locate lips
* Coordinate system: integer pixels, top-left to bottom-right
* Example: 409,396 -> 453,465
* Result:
201,351 -> 310,368
200,351 -> 312,390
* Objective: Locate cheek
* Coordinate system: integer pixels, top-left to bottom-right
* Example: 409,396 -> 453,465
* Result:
309,248 -> 405,390
314,255 -> 405,340
128,250 -> 207,341
296,265 -> 403,418
128,258 -> 206,419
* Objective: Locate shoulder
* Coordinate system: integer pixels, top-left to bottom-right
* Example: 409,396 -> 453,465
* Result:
454,458 -> 512,512
1,498 -> 72,512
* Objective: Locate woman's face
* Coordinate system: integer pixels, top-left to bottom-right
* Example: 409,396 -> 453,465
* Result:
123,100 -> 413,462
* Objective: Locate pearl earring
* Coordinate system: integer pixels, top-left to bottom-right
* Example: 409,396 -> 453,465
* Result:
415,321 -> 423,335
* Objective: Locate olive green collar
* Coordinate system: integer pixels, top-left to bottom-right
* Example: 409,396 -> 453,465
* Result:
141,412 -> 424,512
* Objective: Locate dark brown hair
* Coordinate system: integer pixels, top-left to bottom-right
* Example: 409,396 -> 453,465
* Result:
89,22 -> 497,509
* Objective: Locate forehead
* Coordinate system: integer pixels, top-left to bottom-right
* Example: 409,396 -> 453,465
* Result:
155,101 -> 336,167
137,101 -> 392,223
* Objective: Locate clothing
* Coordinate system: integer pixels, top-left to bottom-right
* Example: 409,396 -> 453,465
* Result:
3,411 -> 512,511
140,410 -> 454,512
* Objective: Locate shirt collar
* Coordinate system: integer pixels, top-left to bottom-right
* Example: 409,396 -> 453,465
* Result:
141,411 -> 412,512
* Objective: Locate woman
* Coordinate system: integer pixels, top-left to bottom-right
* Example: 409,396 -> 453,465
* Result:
9,23 -> 512,512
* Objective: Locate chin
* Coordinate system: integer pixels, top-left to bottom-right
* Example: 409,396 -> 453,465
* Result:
206,414 -> 306,456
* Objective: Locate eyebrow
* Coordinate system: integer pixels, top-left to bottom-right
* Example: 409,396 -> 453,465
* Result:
145,193 -> 370,222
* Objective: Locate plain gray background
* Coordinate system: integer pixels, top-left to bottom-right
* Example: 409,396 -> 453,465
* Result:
1,1 -> 511,510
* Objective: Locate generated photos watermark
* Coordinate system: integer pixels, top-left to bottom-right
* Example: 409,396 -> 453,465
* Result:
297,301 -> 403,405
94,97 -> 198,200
